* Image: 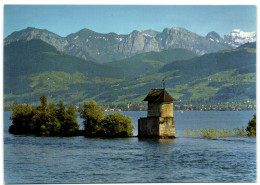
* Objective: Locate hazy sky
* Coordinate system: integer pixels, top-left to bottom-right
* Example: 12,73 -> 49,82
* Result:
4,5 -> 256,38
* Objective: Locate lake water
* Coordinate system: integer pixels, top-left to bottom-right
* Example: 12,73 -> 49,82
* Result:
4,111 -> 256,183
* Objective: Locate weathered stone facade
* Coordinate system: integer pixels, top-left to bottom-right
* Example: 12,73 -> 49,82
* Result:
138,116 -> 175,138
147,102 -> 173,117
138,89 -> 175,138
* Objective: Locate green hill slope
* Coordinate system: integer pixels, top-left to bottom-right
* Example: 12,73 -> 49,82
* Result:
4,39 -> 122,78
111,42 -> 256,104
4,39 -> 256,109
106,48 -> 197,78
4,39 -> 124,107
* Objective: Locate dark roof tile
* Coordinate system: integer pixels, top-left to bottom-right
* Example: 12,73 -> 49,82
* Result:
143,89 -> 175,102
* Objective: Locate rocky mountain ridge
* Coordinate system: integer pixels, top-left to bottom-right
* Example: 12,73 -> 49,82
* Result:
4,27 -> 255,63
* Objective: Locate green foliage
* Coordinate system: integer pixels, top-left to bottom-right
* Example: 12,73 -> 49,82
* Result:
9,95 -> 79,136
60,102 -> 79,134
183,127 -> 247,138
182,129 -> 192,136
233,127 -> 247,137
80,100 -> 105,135
246,114 -> 256,136
9,103 -> 34,134
80,101 -> 134,137
101,113 -> 134,136
40,94 -> 47,107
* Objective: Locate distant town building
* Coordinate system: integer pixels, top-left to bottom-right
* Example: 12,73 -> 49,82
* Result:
138,88 -> 176,138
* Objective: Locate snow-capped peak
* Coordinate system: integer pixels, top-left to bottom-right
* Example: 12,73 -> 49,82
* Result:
230,29 -> 256,38
224,29 -> 256,48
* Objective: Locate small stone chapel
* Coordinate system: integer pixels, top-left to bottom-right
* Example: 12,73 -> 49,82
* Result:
138,86 -> 176,138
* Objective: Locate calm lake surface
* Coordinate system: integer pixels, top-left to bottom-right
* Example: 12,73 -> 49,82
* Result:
4,111 -> 256,183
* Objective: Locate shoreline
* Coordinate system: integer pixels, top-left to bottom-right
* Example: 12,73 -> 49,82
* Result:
8,130 -> 180,139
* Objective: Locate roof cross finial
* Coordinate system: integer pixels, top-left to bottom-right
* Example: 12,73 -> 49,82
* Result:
163,79 -> 165,89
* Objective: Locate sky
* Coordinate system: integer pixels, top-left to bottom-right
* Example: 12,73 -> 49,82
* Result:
3,5 -> 257,39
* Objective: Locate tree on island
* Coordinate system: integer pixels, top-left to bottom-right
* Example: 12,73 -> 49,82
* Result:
246,114 -> 256,136
80,100 -> 134,137
80,100 -> 105,135
9,95 -> 79,136
9,103 -> 34,135
101,113 -> 134,137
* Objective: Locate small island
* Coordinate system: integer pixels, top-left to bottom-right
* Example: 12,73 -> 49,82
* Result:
9,95 -> 80,136
9,95 -> 134,137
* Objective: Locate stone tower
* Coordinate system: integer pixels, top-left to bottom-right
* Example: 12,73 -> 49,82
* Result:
138,89 -> 176,138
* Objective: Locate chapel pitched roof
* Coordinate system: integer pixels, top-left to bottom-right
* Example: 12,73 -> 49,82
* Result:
143,89 -> 175,102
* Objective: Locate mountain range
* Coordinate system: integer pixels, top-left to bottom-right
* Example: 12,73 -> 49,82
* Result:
4,37 -> 256,109
5,27 -> 256,63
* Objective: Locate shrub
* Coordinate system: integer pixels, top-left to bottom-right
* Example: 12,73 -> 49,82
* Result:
183,127 -> 245,138
234,127 -> 247,137
246,114 -> 256,136
80,101 -> 134,137
101,113 -> 134,137
182,129 -> 191,136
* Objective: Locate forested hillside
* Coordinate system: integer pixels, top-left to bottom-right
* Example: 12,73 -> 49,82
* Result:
4,39 -> 256,110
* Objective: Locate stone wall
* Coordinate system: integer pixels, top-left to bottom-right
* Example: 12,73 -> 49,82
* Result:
138,117 -> 159,137
159,117 -> 175,137
160,103 -> 173,117
138,116 -> 175,138
147,103 -> 161,117
147,102 -> 173,117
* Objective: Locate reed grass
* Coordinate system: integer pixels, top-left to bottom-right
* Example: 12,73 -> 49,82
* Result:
183,127 -> 247,138
233,126 -> 247,137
